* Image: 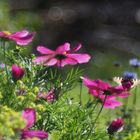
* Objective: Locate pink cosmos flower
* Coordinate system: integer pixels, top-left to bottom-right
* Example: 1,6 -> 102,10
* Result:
82,77 -> 129,109
33,43 -> 91,67
12,64 -> 25,81
107,118 -> 124,135
0,30 -> 35,45
21,108 -> 48,139
38,89 -> 55,102
82,77 -> 129,98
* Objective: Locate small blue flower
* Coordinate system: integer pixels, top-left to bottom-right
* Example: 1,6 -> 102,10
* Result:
0,63 -> 5,69
129,58 -> 140,68
123,71 -> 138,79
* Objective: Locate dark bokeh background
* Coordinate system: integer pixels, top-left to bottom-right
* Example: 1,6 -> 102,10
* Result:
1,0 -> 140,78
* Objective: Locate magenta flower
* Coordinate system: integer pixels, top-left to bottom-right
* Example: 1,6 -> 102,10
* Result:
82,77 -> 129,98
0,30 -> 35,45
33,43 -> 91,67
113,77 -> 140,91
121,79 -> 133,91
12,64 -> 25,81
21,108 -> 48,139
38,89 -> 55,102
82,77 -> 129,109
107,118 -> 124,135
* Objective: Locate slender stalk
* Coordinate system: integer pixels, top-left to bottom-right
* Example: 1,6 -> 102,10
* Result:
2,41 -> 9,82
85,95 -> 107,139
92,95 -> 107,127
122,96 -> 129,117
78,99 -> 99,140
109,134 -> 114,140
79,80 -> 82,105
133,87 -> 137,105
88,99 -> 98,115
124,96 -> 129,110
133,87 -> 137,123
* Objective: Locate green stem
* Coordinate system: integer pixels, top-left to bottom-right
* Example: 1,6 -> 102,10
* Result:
109,134 -> 114,140
133,87 -> 137,123
79,80 -> 82,105
2,41 -> 9,82
78,99 -> 98,140
88,99 -> 99,115
85,95 -> 107,139
133,87 -> 137,105
122,96 -> 129,117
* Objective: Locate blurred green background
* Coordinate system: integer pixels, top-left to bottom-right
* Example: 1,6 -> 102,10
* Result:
1,0 -> 140,79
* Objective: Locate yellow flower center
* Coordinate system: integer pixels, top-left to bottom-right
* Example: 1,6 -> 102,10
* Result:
63,51 -> 67,55
3,31 -> 11,35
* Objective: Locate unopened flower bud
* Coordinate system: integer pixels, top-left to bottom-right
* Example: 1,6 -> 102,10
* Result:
12,64 -> 25,81
107,118 -> 124,135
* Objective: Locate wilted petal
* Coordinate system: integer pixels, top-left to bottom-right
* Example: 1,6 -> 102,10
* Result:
67,53 -> 91,63
38,90 -> 55,102
46,89 -> 55,102
56,42 -> 70,53
21,130 -> 48,139
37,46 -> 55,54
72,43 -> 82,52
22,108 -> 36,129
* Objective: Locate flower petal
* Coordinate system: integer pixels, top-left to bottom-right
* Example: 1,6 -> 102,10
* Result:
103,98 -> 123,109
11,30 -> 29,37
37,46 -> 55,54
60,58 -> 78,67
109,86 -> 124,93
44,58 -> 57,66
67,53 -> 91,63
56,42 -> 70,53
0,32 -> 8,37
89,89 -> 102,97
22,108 -> 36,129
117,93 -> 130,98
82,77 -> 110,90
56,60 -> 61,67
10,33 -> 35,45
21,130 -> 48,139
33,56 -> 52,64
9,30 -> 35,45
